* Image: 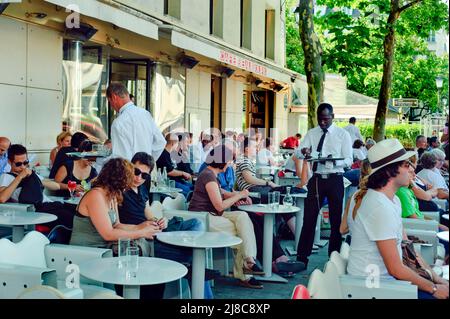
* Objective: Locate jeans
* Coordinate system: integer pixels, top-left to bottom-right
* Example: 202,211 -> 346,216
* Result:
175,180 -> 194,198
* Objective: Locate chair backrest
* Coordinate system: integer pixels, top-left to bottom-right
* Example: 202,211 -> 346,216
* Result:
147,201 -> 164,219
340,242 -> 350,260
0,231 -> 48,268
402,218 -> 439,232
162,194 -> 187,211
329,251 -> 347,275
322,261 -> 343,299
0,203 -> 35,212
291,284 -> 311,299
17,285 -> 66,299
307,269 -> 325,299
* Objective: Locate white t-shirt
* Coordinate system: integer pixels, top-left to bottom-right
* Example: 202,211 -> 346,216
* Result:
347,189 -> 403,279
257,148 -> 275,166
0,173 -> 51,203
353,148 -> 366,161
417,168 -> 448,191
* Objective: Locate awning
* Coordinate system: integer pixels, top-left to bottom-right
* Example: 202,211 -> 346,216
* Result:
45,0 -> 159,40
170,28 -> 294,84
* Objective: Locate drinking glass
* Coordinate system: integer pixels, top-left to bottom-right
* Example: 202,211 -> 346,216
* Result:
67,181 -> 77,199
126,246 -> 139,279
169,180 -> 176,190
268,192 -> 274,209
118,238 -> 131,269
273,191 -> 281,210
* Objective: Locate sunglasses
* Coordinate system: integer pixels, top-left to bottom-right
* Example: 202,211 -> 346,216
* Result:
134,168 -> 151,180
14,160 -> 30,167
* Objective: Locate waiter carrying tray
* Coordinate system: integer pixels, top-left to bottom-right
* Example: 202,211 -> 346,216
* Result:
296,103 -> 353,270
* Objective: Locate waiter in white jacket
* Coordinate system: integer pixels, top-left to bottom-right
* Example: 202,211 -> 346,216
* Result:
106,82 -> 166,162
296,103 -> 353,270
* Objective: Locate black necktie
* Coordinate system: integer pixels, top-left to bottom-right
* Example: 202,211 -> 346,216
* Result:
313,128 -> 328,172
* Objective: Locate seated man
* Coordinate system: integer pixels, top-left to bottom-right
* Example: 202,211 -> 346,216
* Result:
119,152 -> 212,298
0,144 -> 75,230
156,133 -> 194,198
0,137 -> 11,175
281,133 -> 301,149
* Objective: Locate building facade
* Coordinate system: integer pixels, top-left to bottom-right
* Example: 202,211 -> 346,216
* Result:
0,0 -> 297,164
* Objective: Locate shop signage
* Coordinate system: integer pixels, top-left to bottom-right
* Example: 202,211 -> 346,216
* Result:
219,50 -> 268,77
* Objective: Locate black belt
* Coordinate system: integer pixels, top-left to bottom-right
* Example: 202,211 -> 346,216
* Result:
313,173 -> 343,179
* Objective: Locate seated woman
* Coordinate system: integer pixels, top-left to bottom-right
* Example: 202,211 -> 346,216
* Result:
54,140 -> 98,197
396,158 -> 448,232
417,151 -> 448,200
49,131 -> 72,169
189,145 -> 264,289
69,158 -> 163,299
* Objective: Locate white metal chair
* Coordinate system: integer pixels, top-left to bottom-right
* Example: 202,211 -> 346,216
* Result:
0,231 -> 115,299
162,194 -> 188,211
339,242 -> 350,260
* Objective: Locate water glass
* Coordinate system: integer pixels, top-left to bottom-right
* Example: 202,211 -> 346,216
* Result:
126,246 -> 139,280
268,192 -> 274,209
118,238 -> 131,269
169,180 -> 176,190
273,191 -> 281,209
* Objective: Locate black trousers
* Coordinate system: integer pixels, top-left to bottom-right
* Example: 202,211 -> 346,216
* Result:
35,202 -> 75,229
296,174 -> 344,264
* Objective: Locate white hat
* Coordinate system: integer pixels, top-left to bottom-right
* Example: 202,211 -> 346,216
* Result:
368,139 -> 416,175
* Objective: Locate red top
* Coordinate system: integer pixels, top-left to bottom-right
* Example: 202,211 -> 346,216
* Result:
282,136 -> 299,149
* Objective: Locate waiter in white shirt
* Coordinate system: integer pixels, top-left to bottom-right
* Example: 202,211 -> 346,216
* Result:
296,103 -> 353,270
106,82 -> 166,162
344,117 -> 363,143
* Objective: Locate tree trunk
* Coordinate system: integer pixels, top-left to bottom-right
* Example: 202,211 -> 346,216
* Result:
298,0 -> 324,129
373,0 -> 422,142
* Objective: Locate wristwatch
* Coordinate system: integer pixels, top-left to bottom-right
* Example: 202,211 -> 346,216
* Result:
431,284 -> 438,295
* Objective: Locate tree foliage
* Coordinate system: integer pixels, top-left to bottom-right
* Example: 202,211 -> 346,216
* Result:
285,0 -> 449,122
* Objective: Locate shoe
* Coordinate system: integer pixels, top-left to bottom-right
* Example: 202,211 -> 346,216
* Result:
277,271 -> 295,278
239,277 -> 263,289
243,263 -> 265,276
274,260 -> 306,273
185,267 -> 221,281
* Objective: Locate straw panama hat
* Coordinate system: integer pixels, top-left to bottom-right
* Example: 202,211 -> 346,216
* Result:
367,139 -> 416,176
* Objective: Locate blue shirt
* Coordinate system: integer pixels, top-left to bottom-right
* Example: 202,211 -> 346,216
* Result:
198,162 -> 236,192
0,153 -> 9,175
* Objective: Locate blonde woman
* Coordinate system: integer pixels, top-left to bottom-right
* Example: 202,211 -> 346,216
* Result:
49,132 -> 72,168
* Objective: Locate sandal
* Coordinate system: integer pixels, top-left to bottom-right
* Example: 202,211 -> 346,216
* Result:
277,271 -> 295,278
239,277 -> 263,289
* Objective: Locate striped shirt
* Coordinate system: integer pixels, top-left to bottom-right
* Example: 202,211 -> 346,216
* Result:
236,157 -> 256,191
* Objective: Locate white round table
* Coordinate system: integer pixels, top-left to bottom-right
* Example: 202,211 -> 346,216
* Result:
442,214 -> 449,221
79,257 -> 187,299
157,231 -> 241,299
64,197 -> 81,205
437,231 -> 449,243
238,204 -> 300,283
0,211 -> 57,242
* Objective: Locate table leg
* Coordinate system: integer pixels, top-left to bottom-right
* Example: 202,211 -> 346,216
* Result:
12,226 -> 25,243
123,285 -> 140,299
254,214 -> 288,283
192,248 -> 206,299
286,198 -> 304,256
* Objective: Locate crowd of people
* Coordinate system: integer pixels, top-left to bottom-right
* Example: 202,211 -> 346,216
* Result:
0,82 -> 448,299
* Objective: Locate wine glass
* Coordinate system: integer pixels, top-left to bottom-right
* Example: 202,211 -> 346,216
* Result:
67,180 -> 77,200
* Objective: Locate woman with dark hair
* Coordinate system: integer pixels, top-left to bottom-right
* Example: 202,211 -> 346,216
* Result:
189,145 -> 264,289
70,158 -> 160,248
49,132 -> 88,178
54,140 -> 98,197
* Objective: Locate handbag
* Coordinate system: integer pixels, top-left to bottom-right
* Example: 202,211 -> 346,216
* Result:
401,240 -> 433,281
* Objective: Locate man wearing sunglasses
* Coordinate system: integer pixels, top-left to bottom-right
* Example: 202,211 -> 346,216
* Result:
0,144 -> 75,230
0,137 -> 11,175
